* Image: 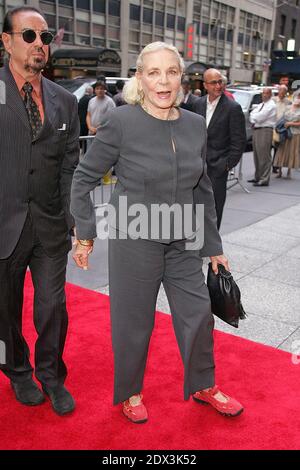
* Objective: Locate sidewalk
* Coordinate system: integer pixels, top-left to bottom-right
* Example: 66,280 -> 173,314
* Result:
67,151 -> 300,353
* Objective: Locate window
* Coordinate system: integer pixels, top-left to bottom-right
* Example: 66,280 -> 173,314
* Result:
201,23 -> 209,37
155,11 -> 164,27
77,0 -> 90,9
219,27 -> 225,41
77,21 -> 89,34
291,19 -> 297,39
167,14 -> 175,29
280,15 -> 286,36
59,0 -> 72,6
130,4 -> 140,21
177,16 -> 185,32
109,0 -> 120,17
93,0 -> 105,14
227,29 -> 233,43
44,14 -> 56,30
93,24 -> 105,36
143,8 -> 153,24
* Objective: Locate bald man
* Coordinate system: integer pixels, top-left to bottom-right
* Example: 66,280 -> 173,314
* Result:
195,69 -> 246,228
249,88 -> 277,186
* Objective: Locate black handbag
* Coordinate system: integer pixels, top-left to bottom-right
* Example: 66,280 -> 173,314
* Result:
207,263 -> 246,328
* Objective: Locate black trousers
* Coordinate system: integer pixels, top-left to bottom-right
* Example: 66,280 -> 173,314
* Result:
208,171 -> 228,230
0,213 -> 68,387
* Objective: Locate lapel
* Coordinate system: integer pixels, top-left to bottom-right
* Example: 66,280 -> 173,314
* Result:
37,76 -> 58,141
2,63 -> 31,132
2,64 -> 58,141
199,96 -> 207,119
208,93 -> 226,130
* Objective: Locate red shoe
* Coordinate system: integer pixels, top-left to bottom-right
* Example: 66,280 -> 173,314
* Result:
122,394 -> 148,424
193,386 -> 243,417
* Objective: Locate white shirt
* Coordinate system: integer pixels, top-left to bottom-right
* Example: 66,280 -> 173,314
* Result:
206,95 -> 221,127
249,98 -> 277,128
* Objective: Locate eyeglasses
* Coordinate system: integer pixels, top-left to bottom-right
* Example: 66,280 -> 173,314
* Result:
205,79 -> 224,86
8,29 -> 54,45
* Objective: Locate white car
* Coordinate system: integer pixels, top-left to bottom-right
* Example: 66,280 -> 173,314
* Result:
56,76 -> 130,102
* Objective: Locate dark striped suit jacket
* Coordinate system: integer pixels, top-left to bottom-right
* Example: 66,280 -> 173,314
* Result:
0,63 -> 80,259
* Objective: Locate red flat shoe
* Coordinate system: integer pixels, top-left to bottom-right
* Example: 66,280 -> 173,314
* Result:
193,386 -> 243,417
123,394 -> 148,424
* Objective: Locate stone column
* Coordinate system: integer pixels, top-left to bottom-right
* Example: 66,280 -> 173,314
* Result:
120,0 -> 130,77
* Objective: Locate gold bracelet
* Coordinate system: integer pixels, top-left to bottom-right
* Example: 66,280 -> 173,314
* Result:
78,239 -> 94,246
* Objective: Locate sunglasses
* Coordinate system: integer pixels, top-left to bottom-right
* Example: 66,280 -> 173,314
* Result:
8,29 -> 54,45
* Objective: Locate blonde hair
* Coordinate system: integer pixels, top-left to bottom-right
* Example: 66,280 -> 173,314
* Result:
123,41 -> 185,107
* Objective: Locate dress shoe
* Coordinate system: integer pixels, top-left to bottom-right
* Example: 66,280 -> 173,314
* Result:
42,385 -> 75,416
11,379 -> 45,406
247,178 -> 258,183
193,385 -> 243,417
123,393 -> 148,424
253,181 -> 269,187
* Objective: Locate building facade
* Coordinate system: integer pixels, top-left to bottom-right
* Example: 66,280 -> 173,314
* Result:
273,0 -> 300,55
270,0 -> 300,84
1,0 -> 277,83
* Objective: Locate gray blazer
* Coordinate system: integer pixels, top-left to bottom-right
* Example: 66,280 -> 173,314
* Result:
0,64 -> 80,259
195,93 -> 246,176
71,104 -> 223,256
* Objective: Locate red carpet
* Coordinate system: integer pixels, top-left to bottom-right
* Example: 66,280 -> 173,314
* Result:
0,274 -> 299,450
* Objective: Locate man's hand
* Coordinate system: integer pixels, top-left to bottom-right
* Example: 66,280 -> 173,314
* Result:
209,254 -> 230,274
89,127 -> 97,135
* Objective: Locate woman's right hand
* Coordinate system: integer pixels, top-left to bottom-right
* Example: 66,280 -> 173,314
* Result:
73,242 -> 93,270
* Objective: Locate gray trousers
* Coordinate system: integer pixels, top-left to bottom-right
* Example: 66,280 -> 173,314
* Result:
252,127 -> 273,183
108,234 -> 215,405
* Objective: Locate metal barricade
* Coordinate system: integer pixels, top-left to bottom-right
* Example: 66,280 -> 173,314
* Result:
79,135 -> 116,208
226,155 -> 250,194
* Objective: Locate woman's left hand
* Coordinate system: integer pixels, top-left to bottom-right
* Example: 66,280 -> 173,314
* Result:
209,254 -> 230,274
284,121 -> 291,128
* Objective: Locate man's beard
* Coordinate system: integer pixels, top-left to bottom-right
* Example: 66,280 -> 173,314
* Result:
25,56 -> 46,73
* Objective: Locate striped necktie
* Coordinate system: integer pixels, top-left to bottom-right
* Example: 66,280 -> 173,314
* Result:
22,82 -> 42,140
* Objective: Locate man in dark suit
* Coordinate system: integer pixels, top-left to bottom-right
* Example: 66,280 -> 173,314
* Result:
195,69 -> 246,228
0,6 -> 80,415
180,79 -> 200,113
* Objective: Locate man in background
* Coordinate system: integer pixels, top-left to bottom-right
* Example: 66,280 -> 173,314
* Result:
249,88 -> 277,186
195,68 -> 246,228
78,85 -> 94,152
113,79 -> 126,107
180,79 -> 200,113
86,80 -> 115,135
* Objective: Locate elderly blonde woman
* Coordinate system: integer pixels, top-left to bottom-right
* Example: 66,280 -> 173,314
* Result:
70,42 -> 243,423
274,91 -> 300,178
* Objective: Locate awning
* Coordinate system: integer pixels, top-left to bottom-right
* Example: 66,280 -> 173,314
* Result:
271,58 -> 300,74
185,62 -> 208,74
51,48 -> 121,68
